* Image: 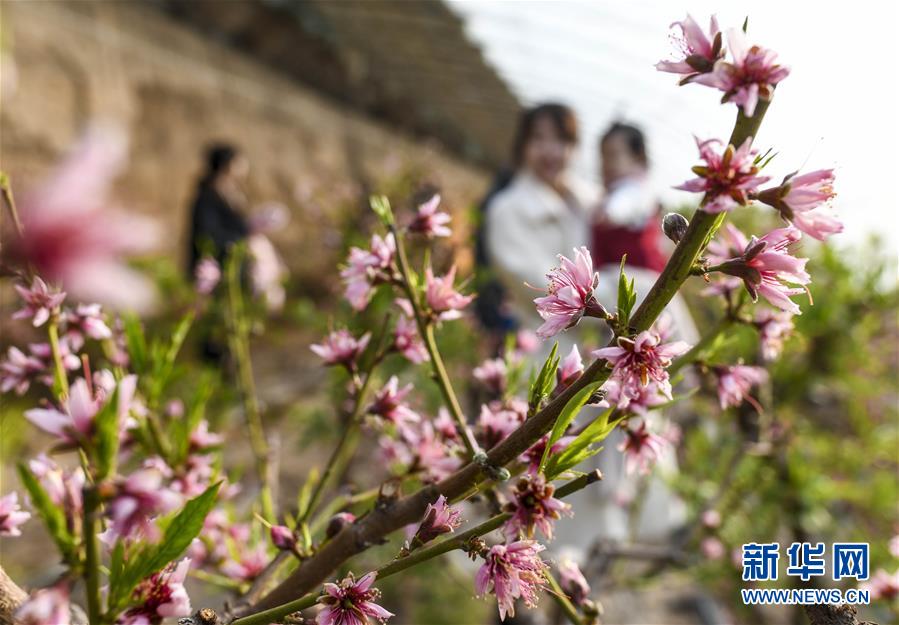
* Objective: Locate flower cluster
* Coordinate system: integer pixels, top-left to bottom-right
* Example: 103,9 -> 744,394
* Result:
341,233 -> 397,310
533,247 -> 604,338
475,540 -> 548,620
317,572 -> 394,625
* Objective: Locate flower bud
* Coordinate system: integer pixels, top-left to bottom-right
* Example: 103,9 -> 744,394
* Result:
326,512 -> 356,539
662,212 -> 689,244
269,525 -> 296,552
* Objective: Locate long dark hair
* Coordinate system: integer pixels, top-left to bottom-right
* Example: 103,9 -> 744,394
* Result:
512,102 -> 579,167
601,122 -> 648,167
199,143 -> 239,188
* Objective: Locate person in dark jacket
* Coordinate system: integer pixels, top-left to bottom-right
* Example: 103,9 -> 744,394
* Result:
187,144 -> 251,278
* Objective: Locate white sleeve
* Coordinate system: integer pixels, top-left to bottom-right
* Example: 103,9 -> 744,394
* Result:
485,195 -> 559,293
602,183 -> 658,228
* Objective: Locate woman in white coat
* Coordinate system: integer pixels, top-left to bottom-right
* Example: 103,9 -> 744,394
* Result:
484,103 -> 597,358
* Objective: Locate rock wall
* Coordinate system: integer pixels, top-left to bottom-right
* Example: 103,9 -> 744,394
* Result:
0,1 -> 489,292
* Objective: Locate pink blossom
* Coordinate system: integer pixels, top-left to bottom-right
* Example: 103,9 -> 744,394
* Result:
475,540 -> 548,620
189,419 -> 224,451
10,125 -> 159,311
29,337 -> 82,382
25,374 -> 137,445
618,420 -> 669,475
117,558 -> 192,624
194,256 -> 221,295
503,475 -> 571,541
340,233 -> 396,310
317,572 -> 394,625
220,542 -> 269,582
28,455 -> 85,522
656,14 -> 723,81
0,492 -> 30,536
270,525 -> 298,552
409,194 -> 451,238
62,303 -> 112,350
477,403 -> 524,450
412,495 -> 462,545
676,137 -> 769,213
106,466 -> 182,541
473,358 -> 507,394
694,28 -> 790,116
861,568 -> 899,601
701,537 -> 726,560
368,376 -> 420,430
425,265 -> 474,321
701,509 -> 722,529
593,331 -> 689,400
756,169 -> 842,240
521,434 -> 573,474
249,201 -> 290,233
326,512 -> 357,539
380,420 -> 461,483
514,329 -> 539,356
754,309 -> 795,361
715,226 -> 811,314
716,364 -> 768,409
556,344 -> 584,391
15,584 -> 71,625
393,313 -> 428,364
311,329 -> 371,369
434,407 -> 460,441
889,535 -> 899,559
533,247 -> 602,339
557,556 -> 591,606
12,277 -> 66,327
0,346 -> 46,395
248,234 -> 288,312
601,378 -> 668,415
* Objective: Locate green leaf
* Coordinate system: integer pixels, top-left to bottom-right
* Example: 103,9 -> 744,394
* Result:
149,311 -> 195,404
545,406 -> 617,478
528,342 -> 559,411
17,464 -> 75,559
617,257 -> 637,328
539,381 -> 602,473
121,314 -> 148,374
94,386 -> 121,480
370,195 -> 395,226
112,482 -> 220,609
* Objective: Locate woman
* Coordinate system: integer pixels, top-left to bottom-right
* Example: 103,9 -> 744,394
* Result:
187,144 -> 251,278
484,103 -> 597,355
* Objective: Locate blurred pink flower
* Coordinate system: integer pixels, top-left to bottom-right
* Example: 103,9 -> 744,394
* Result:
62,303 -> 112,350
12,277 -> 66,327
701,509 -> 722,529
0,346 -> 46,395
189,419 -> 224,451
861,568 -> 899,601
514,329 -> 539,356
533,247 -> 602,339
15,583 -> 71,625
889,535 -> 899,559
270,525 -> 298,553
475,540 -> 548,620
701,537 -> 726,560
557,556 -> 591,606
425,265 -> 473,321
393,313 -> 428,364
556,344 -> 584,391
754,309 -> 794,361
756,169 -> 842,240
521,434 -> 573,474
0,492 -> 30,536
28,455 -> 85,522
25,374 -> 137,445
715,364 -> 768,409
473,358 -> 507,394
106,466 -> 181,541
593,330 -> 689,400
694,28 -> 790,116
317,572 -> 394,625
10,125 -> 159,311
409,194 -> 451,238
368,376 -> 420,430
220,542 -> 269,582
601,378 -> 669,415
248,234 -> 287,312
413,495 -> 462,545
676,137 -> 769,213
477,403 -> 524,450
340,233 -> 396,310
618,420 -> 669,475
503,475 -> 571,541
656,14 -> 723,81
194,256 -> 221,295
249,201 -> 290,233
311,328 -> 371,369
118,558 -> 192,624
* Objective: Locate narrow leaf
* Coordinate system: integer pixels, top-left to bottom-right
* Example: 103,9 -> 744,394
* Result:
539,381 -> 602,473
17,464 -> 75,558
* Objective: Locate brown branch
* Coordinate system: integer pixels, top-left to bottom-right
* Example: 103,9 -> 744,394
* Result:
0,565 -> 27,625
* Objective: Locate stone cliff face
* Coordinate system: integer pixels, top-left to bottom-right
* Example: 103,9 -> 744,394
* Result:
0,1 -> 502,292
